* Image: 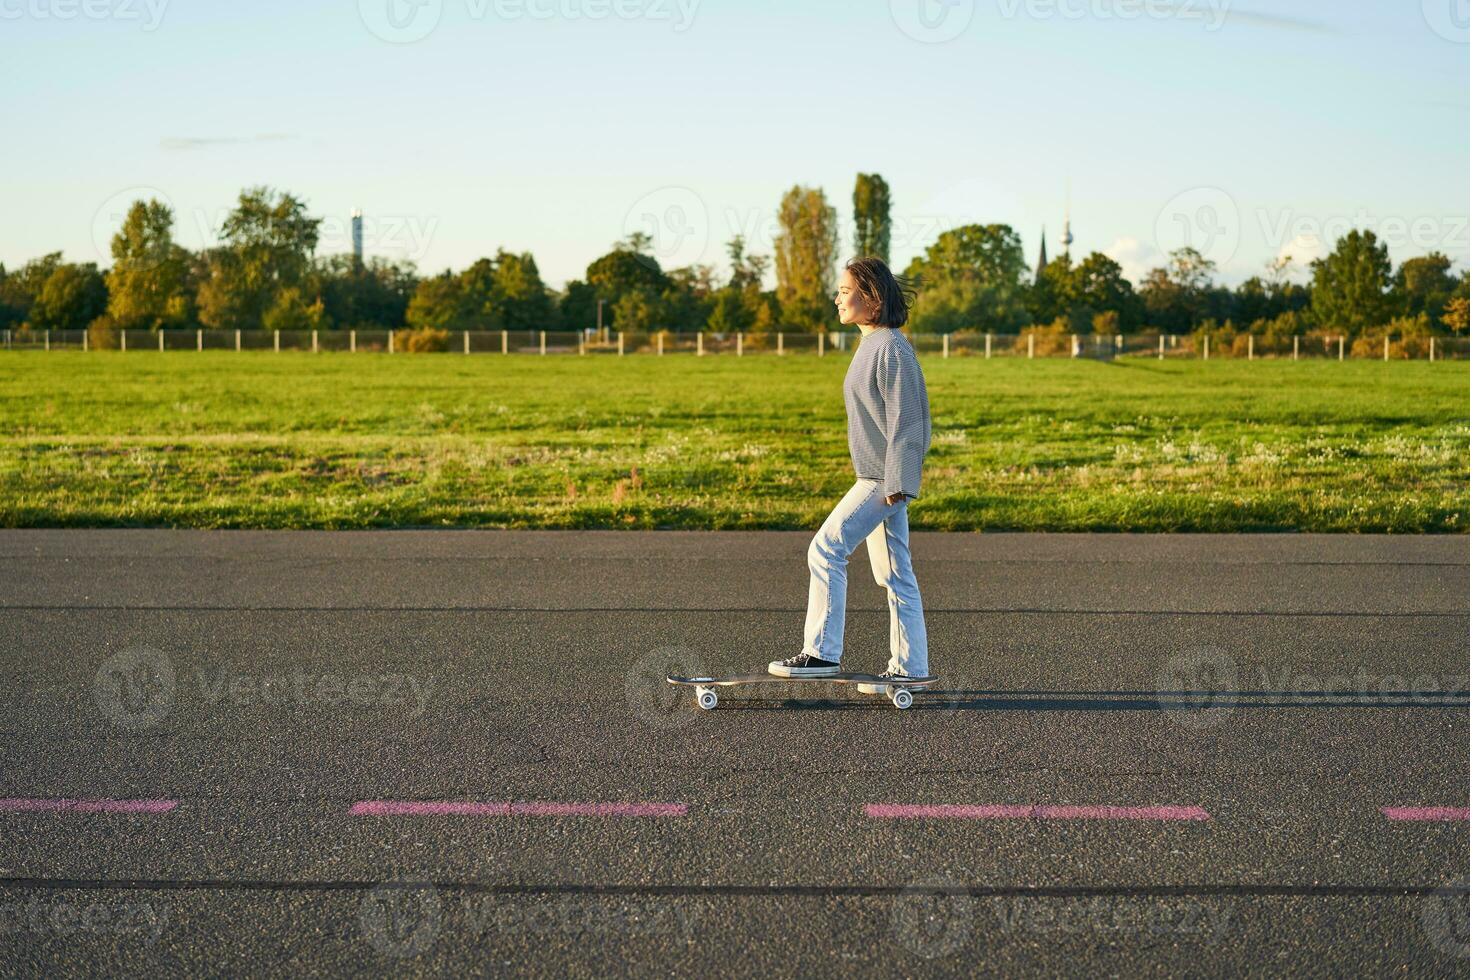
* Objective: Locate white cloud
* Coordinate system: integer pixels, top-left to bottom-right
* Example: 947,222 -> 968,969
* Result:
1103,235 -> 1162,285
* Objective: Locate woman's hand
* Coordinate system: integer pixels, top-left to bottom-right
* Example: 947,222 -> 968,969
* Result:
884,492 -> 907,506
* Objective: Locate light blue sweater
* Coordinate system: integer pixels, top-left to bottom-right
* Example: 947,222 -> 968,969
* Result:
843,327 -> 932,499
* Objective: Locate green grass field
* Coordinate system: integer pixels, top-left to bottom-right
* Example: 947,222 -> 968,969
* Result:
2,351 -> 1467,531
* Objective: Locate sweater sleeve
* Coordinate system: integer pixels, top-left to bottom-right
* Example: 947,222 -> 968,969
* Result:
875,341 -> 929,499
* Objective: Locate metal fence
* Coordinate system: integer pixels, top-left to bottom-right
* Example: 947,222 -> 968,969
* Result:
4,327 -> 1468,360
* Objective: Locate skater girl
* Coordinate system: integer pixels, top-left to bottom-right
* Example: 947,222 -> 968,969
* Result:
768,256 -> 932,683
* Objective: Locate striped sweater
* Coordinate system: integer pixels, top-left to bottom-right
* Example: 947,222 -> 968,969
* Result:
843,327 -> 932,499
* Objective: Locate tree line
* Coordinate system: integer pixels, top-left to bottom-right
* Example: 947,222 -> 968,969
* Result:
3,180 -> 1468,345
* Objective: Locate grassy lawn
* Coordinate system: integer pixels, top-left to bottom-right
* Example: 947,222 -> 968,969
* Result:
1,350 -> 1467,531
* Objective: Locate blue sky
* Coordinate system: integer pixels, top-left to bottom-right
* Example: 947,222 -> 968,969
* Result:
3,0 -> 1467,289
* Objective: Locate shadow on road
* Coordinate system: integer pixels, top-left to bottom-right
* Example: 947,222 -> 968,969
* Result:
712,690 -> 1470,711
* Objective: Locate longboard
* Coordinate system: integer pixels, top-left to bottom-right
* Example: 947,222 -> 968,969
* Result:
666,672 -> 937,711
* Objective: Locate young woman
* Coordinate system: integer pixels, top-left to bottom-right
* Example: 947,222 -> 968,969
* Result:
768,256 -> 933,682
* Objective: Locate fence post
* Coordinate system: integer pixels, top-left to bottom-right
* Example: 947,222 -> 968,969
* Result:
778,332 -> 784,356
737,331 -> 743,357
350,330 -> 356,353
1203,335 -> 1209,361
1430,336 -> 1436,362
312,329 -> 318,354
1248,334 -> 1253,360
618,331 -> 624,356
388,329 -> 394,353
818,332 -> 824,357
578,332 -> 584,356
83,329 -> 88,352
159,330 -> 165,352
657,331 -> 663,356
502,329 -> 508,355
1027,334 -> 1034,360
942,334 -> 948,359
1158,334 -> 1164,360
985,332 -> 992,359
1383,334 -> 1390,362
44,330 -> 50,351
699,331 -> 706,356
1293,335 -> 1298,361
197,328 -> 202,351
1338,335 -> 1344,361
465,331 -> 471,355
540,330 -> 546,355
274,330 -> 280,353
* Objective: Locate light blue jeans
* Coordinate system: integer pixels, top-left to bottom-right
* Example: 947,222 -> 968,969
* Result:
802,478 -> 929,676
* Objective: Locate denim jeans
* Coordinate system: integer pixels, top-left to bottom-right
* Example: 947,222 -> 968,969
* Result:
802,478 -> 929,676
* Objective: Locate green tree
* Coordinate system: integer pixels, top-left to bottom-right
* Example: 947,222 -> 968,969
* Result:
853,173 -> 891,264
725,235 -> 769,291
905,223 -> 1029,333
1138,247 -> 1217,331
1392,251 -> 1456,325
491,250 -> 555,330
1071,252 -> 1141,331
612,286 -> 661,332
1310,229 -> 1392,335
585,240 -> 668,328
317,255 -> 417,329
406,271 -> 468,332
262,286 -> 328,332
196,187 -> 323,330
559,279 -> 599,331
106,199 -> 194,330
1028,252 -> 1075,327
774,185 -> 839,332
0,254 -> 64,328
31,261 -> 109,331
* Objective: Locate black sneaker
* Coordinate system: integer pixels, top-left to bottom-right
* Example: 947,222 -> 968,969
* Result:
768,653 -> 842,677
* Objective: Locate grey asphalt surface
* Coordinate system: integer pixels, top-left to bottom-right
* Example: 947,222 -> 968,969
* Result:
1,529 -> 1469,977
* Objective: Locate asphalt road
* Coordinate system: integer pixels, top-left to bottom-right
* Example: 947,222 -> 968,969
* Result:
1,529 -> 1468,977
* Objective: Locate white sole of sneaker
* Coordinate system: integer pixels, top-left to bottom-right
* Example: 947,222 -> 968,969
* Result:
767,664 -> 841,678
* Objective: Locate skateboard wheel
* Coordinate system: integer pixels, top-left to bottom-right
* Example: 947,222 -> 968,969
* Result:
696,687 -> 718,711
890,688 -> 914,710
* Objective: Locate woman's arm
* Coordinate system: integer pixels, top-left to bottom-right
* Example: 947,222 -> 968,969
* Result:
875,343 -> 928,501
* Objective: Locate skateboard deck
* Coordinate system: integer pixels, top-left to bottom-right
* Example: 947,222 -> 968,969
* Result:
667,672 -> 936,711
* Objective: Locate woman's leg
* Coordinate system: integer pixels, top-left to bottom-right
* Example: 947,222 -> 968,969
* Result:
864,499 -> 929,677
802,479 -> 894,664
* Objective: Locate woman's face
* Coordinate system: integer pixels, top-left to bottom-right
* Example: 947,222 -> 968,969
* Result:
834,270 -> 869,326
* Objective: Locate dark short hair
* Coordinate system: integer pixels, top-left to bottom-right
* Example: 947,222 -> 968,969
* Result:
844,256 -> 919,329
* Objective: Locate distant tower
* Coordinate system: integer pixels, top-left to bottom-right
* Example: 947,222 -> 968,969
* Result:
1035,226 -> 1049,280
1061,180 -> 1074,258
351,209 -> 364,265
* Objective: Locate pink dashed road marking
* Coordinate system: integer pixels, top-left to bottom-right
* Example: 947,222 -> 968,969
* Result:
0,798 -> 177,814
1381,806 -> 1470,822
350,800 -> 688,818
865,803 -> 1211,821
